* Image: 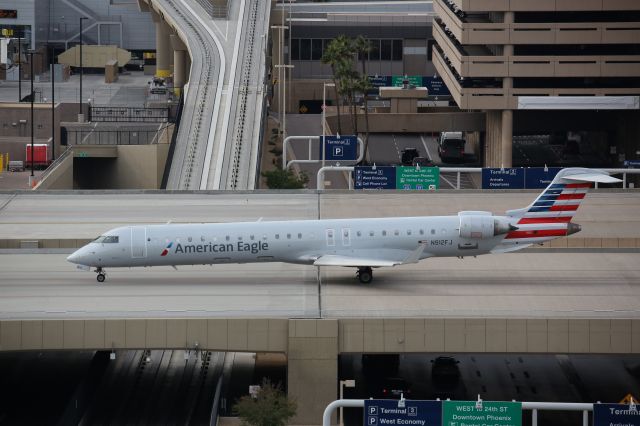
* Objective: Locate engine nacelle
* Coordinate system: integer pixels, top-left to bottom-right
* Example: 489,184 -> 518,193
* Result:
459,212 -> 513,239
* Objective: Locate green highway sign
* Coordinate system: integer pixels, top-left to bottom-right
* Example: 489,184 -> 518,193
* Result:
392,75 -> 422,87
396,166 -> 440,190
442,401 -> 522,426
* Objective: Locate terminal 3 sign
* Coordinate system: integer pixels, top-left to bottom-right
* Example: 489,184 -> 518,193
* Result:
364,399 -> 521,426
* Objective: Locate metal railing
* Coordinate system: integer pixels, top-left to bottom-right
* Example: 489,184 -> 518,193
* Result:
89,106 -> 170,123
32,146 -> 73,190
323,399 -> 600,426
316,166 -> 640,191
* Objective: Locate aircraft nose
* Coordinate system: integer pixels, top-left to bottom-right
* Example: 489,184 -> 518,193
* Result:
67,249 -> 82,264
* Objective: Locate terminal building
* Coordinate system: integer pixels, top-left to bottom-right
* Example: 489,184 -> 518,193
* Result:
431,0 -> 640,167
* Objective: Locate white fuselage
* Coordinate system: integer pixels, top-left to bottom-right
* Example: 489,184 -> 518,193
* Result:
68,215 -> 506,269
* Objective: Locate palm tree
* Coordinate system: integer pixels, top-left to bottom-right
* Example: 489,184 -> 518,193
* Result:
353,36 -> 372,164
321,36 -> 351,134
338,66 -> 359,134
354,75 -> 372,163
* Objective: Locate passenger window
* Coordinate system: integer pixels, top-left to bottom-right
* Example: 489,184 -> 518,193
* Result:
394,230 -> 399,236
407,230 -> 412,235
298,233 -> 302,239
263,234 -> 268,240
201,236 -> 205,242
226,236 -> 230,241
250,235 -> 255,240
188,237 -> 193,242
419,229 -> 425,235
369,231 -> 374,237
357,231 -> 362,237
238,236 -> 243,241
287,233 -> 291,239
275,234 -> 280,239
441,228 -> 446,234
431,229 -> 436,235
382,230 -> 387,236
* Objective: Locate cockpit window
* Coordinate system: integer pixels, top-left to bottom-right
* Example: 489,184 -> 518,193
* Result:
93,235 -> 119,243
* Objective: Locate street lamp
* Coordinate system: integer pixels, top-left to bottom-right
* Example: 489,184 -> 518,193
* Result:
50,44 -> 55,161
17,34 -> 22,102
339,379 -> 356,426
275,64 -> 294,141
322,82 -> 335,168
79,17 -> 88,117
28,51 -> 43,182
270,23 -> 288,140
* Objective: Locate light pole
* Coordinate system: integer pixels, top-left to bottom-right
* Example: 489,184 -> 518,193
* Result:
275,64 -> 294,141
28,51 -> 42,181
17,34 -> 22,102
79,17 -> 88,117
270,23 -> 287,140
322,82 -> 335,169
50,44 -> 55,161
339,379 -> 355,426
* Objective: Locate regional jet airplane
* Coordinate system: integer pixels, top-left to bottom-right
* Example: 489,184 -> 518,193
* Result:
67,168 -> 620,283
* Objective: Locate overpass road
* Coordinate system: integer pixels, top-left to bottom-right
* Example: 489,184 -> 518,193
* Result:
0,251 -> 638,320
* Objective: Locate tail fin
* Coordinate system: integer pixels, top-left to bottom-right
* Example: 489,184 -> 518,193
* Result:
503,168 -> 620,243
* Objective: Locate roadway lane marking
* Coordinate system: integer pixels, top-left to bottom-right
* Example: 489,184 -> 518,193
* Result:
420,134 -> 433,161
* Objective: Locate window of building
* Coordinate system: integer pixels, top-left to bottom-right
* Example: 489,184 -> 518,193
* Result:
312,39 -> 323,60
369,39 -> 380,60
393,40 -> 403,61
290,38 -> 300,60
300,39 -> 311,60
381,39 -> 392,60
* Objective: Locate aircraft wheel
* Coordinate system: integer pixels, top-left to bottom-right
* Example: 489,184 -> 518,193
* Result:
97,273 -> 106,283
357,267 -> 373,284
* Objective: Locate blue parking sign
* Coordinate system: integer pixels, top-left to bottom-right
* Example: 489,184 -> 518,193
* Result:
321,135 -> 357,161
364,399 -> 441,426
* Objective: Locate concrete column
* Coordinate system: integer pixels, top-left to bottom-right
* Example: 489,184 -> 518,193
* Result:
153,11 -> 172,78
501,109 -> 513,168
170,34 -> 188,96
288,319 -> 338,425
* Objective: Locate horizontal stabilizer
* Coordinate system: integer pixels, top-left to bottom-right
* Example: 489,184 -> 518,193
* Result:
314,255 -> 399,268
563,172 -> 621,184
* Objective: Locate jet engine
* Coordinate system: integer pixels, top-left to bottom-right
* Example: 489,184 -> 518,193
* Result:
458,211 -> 514,239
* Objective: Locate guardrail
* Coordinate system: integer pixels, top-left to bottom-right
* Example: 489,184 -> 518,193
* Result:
316,166 -> 640,191
32,146 -> 73,190
323,399 -> 602,426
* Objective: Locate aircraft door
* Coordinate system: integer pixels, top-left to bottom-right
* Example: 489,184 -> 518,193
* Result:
130,226 -> 147,258
325,229 -> 335,247
341,228 -> 351,246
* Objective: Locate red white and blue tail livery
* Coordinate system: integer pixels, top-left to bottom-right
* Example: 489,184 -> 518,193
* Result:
494,168 -> 620,251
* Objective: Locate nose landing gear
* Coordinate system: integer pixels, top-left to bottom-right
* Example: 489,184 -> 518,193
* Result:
95,267 -> 106,283
357,266 -> 373,284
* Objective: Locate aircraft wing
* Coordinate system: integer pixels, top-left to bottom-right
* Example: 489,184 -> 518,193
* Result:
313,255 -> 400,267
313,242 -> 431,267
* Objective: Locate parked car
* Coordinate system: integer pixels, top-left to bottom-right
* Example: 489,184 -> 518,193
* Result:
438,132 -> 466,163
376,377 -> 412,399
8,160 -> 25,172
401,147 -> 420,165
431,356 -> 461,385
412,156 -> 434,167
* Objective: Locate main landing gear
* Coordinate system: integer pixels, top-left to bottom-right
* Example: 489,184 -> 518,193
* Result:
95,267 -> 106,283
357,267 -> 373,284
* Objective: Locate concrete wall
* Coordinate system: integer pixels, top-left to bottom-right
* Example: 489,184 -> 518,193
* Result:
2,317 -> 640,424
111,144 -> 169,189
0,102 -> 79,162
325,111 -> 486,134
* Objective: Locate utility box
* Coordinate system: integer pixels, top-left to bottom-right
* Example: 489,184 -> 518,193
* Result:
105,60 -> 118,83
26,144 -> 50,168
